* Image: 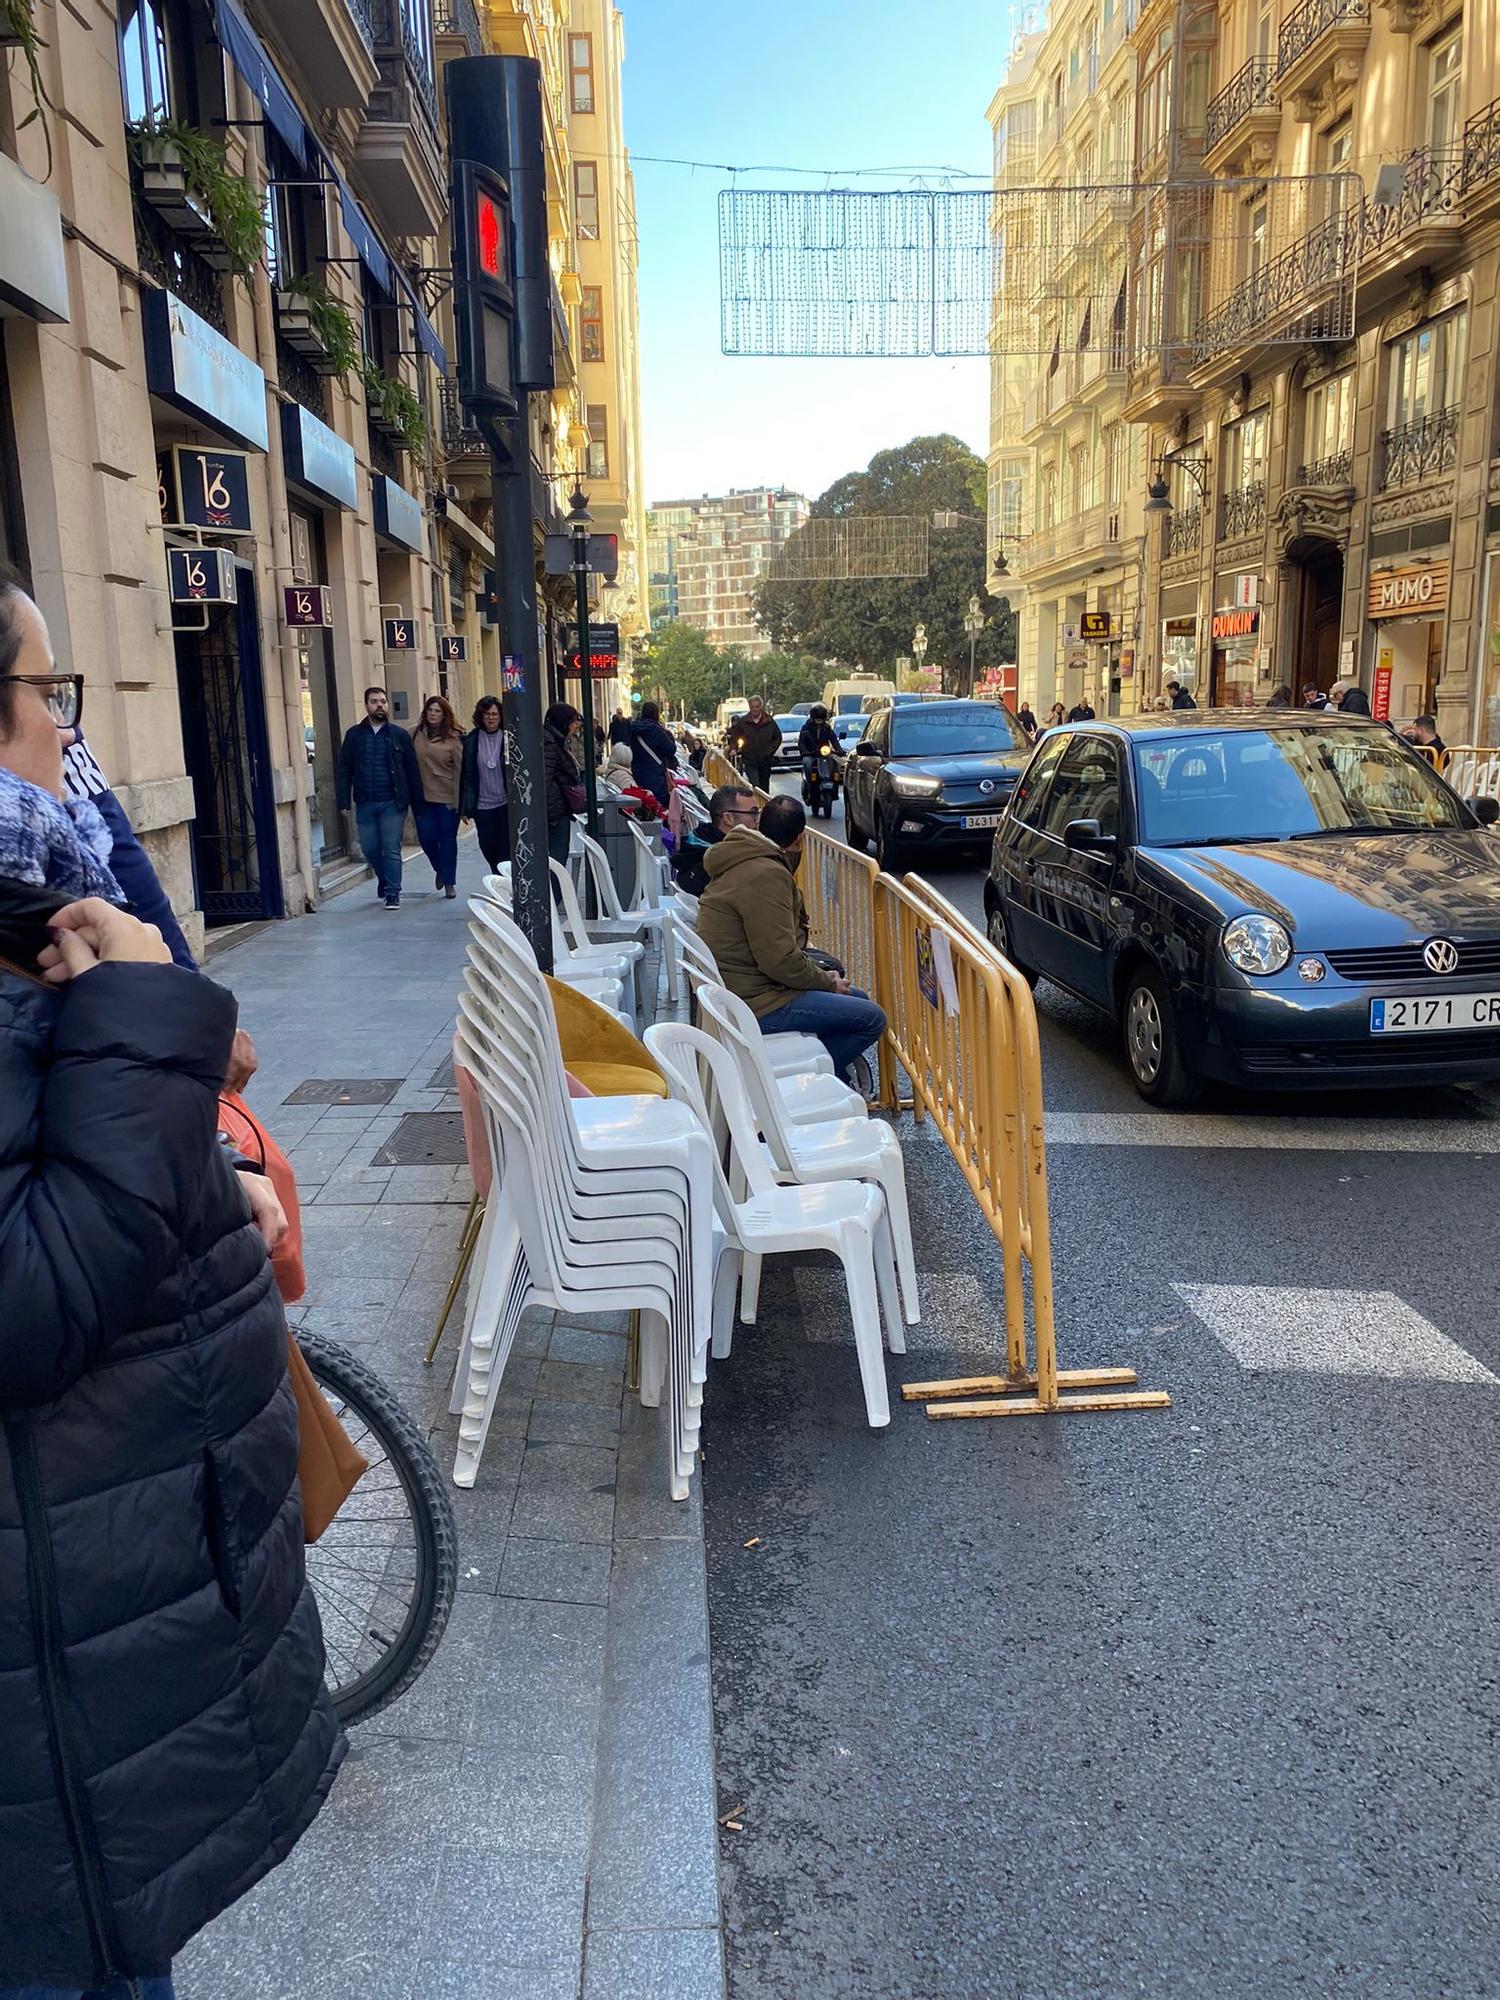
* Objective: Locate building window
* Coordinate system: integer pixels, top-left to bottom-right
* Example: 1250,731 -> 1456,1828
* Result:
1426,27 -> 1462,156
1139,27 -> 1173,164
1070,442 -> 1092,510
569,33 -> 595,114
1303,372 -> 1354,469
121,0 -> 176,123
1224,409 -> 1268,490
586,403 -> 609,479
1246,198 -> 1268,279
574,162 -> 600,241
264,134 -> 315,290
1104,424 -> 1124,508
1250,0 -> 1275,61
581,285 -> 604,362
1323,119 -> 1353,220
1390,311 -> 1465,427
400,0 -> 435,100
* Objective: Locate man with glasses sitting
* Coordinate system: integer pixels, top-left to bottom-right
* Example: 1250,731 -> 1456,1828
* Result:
672,783 -> 761,898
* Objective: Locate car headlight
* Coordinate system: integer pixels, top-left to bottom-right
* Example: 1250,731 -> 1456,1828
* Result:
1222,914 -> 1292,975
889,772 -> 942,798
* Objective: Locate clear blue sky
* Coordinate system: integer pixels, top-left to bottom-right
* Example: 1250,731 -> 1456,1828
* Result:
620,0 -> 1025,507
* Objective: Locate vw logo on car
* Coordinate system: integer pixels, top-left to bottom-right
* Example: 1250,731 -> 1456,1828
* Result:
1423,937 -> 1460,975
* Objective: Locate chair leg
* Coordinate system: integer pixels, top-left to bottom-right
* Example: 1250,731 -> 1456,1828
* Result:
740,1250 -> 762,1324
838,1228 -> 891,1428
639,1310 -> 668,1408
426,1192 -> 484,1367
453,1235 -> 531,1487
873,1210 -> 906,1356
448,1197 -> 511,1415
711,1248 -> 740,1359
662,920 -> 680,1004
877,1161 -> 922,1326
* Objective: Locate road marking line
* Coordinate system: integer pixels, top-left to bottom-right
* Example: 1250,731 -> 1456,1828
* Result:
1046,1111 -> 1500,1152
1174,1283 -> 1498,1384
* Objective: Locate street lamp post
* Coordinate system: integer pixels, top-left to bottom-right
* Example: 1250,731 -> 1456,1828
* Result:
912,622 -> 928,689
963,594 -> 984,700
567,483 -> 601,839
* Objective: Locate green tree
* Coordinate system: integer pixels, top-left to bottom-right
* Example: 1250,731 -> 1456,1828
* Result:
635,621 -> 730,720
754,434 -> 1018,683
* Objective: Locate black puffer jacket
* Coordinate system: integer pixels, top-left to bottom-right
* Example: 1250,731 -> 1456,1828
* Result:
0,886 -> 342,1987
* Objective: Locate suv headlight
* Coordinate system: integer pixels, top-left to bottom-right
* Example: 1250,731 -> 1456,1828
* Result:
1222,914 -> 1292,975
889,772 -> 942,798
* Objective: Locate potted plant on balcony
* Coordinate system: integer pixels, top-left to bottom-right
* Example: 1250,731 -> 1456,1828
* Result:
277,277 -> 361,378
127,122 -> 265,285
2,0 -> 53,168
361,358 -> 428,458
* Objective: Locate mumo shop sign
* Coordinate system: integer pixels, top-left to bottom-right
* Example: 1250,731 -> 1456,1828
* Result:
1367,563 -> 1450,619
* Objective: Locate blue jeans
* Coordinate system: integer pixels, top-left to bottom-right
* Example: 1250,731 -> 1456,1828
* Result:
2,1979 -> 174,1998
758,986 -> 886,1078
414,802 -> 459,888
355,801 -> 406,899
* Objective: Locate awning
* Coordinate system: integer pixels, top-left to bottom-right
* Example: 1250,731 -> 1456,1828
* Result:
213,0 -> 308,169
340,185 -> 393,296
407,285 -> 447,374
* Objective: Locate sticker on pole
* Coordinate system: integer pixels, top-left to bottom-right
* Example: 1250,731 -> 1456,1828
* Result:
916,925 -> 940,1010
502,653 -> 525,694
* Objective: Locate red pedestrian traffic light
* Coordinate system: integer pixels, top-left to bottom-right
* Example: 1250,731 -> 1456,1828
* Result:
477,190 -> 505,283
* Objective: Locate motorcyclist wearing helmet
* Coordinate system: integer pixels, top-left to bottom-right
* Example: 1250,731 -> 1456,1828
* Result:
798,704 -> 840,767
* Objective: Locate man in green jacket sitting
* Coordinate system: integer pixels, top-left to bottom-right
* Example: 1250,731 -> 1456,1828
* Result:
696,794 -> 886,1079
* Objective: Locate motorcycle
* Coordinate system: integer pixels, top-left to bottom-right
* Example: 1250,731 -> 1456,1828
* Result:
801,750 -> 841,819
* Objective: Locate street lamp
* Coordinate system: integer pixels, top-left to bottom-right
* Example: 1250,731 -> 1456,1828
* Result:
1143,450 -> 1210,517
567,483 -> 601,838
963,594 -> 985,700
912,622 -> 928,688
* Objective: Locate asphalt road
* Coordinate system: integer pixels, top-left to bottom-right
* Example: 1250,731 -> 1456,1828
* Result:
702,776 -> 1500,2000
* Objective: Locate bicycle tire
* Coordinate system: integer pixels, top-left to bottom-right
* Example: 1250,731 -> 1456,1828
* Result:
297,1333 -> 458,1727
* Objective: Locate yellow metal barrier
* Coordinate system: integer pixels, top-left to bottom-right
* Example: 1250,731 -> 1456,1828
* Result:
873,870 -> 1169,1421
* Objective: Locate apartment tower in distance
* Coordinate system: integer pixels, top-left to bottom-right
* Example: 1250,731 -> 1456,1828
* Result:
648,488 -> 811,655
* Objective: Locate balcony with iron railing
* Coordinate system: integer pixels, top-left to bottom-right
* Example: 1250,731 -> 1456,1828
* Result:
1363,147 -> 1464,269
1378,406 -> 1460,492
1275,0 -> 1369,101
1296,447 -> 1354,487
439,379 -> 486,465
1204,57 -> 1279,162
1218,481 -> 1267,542
1464,95 -> 1500,210
355,0 -> 446,237
1194,209 -> 1359,361
435,0 -> 484,55
1014,501 -> 1123,578
1165,507 -> 1203,559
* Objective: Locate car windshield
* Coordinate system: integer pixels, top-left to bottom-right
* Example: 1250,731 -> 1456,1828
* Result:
890,705 -> 1029,759
776,716 -> 800,733
1134,727 -> 1469,845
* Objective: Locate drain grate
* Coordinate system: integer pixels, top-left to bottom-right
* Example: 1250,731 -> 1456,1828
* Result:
428,1054 -> 456,1091
284,1078 -> 403,1106
372,1111 -> 468,1167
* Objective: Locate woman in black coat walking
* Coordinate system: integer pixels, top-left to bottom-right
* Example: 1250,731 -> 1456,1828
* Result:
541,703 -> 585,867
0,570 -> 341,1998
629,700 -> 679,806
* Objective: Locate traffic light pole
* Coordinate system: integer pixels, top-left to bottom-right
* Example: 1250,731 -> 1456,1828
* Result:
569,491 -> 601,840
485,410 -> 553,974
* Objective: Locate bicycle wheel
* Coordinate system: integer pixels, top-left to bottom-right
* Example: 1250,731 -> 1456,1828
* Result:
297,1333 -> 458,1727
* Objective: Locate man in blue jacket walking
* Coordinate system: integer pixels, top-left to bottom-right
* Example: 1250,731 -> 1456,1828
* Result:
335,686 -> 423,908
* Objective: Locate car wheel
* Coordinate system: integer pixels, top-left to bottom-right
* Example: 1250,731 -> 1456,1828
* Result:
1122,964 -> 1201,1108
985,898 -> 1037,990
845,802 -> 870,852
874,811 -> 903,874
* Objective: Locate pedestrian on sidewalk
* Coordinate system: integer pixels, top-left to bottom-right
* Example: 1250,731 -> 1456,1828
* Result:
608,706 -> 632,747
1330,677 -> 1371,716
0,568 -> 342,2000
460,695 -> 509,874
1301,682 -> 1330,710
1046,702 -> 1066,729
1017,701 -> 1038,739
336,686 -> 422,908
59,728 -> 196,967
727,695 -> 781,792
1267,684 -> 1292,708
410,694 -> 465,898
1166,680 -> 1197,710
696,793 -> 886,1080
542,702 -> 586,868
630,699 -> 679,806
1067,697 -> 1097,722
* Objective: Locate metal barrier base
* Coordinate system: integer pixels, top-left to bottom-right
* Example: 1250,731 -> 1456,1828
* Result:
902,1369 -> 1172,1419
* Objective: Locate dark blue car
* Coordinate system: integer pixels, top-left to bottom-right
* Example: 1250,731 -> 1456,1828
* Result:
983,710 -> 1500,1104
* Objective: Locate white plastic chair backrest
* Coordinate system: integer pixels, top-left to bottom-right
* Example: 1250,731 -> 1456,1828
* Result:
692,981 -> 801,1167
628,817 -> 664,910
575,829 -> 628,921
645,1023 -> 777,1214
549,854 -> 607,957
667,910 -> 717,982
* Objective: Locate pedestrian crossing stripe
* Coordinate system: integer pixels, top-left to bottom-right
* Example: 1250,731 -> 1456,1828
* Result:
1046,1112 -> 1500,1153
1174,1284 -> 1497,1385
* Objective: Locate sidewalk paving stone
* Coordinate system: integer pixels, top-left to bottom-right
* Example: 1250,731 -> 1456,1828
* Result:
584,1927 -> 726,2000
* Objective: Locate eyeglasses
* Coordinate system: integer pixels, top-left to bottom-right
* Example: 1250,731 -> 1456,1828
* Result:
725,805 -> 761,820
10,674 -> 84,729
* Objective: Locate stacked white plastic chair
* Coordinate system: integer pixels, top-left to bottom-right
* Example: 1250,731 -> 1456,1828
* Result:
480,868 -> 634,1023
695,982 -> 921,1327
453,900 -> 715,1498
551,846 -> 678,1006
664,908 -> 836,1081
626,815 -> 672,911
645,1023 -> 905,1428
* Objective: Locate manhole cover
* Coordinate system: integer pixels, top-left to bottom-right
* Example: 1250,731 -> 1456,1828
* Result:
428,1054 -> 456,1091
284,1078 -> 403,1107
372,1111 -> 468,1167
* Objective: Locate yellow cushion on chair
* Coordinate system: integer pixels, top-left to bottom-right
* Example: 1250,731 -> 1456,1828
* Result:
544,977 -> 669,1099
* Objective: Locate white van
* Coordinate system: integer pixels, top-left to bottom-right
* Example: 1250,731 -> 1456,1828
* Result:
821,675 -> 896,717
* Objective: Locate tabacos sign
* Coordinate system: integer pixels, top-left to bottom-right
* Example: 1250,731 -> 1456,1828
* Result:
1367,562 -> 1450,619
1210,606 -> 1260,642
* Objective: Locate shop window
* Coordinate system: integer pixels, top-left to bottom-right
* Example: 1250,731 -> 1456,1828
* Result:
581,285 -> 604,363
569,34 -> 595,115
586,403 -> 609,480
1389,312 -> 1466,428
574,162 -> 600,242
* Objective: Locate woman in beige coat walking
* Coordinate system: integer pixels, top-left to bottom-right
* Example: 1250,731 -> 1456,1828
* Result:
410,694 -> 465,897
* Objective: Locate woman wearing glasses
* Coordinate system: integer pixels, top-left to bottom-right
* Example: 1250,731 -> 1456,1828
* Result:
0,569 -> 341,2000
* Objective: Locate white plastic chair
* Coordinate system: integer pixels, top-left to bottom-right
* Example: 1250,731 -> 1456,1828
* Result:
627,816 -> 672,911
481,869 -> 634,1020
646,1022 -> 903,1428
575,827 -> 682,1002
548,857 -> 653,1015
695,983 -> 921,1326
